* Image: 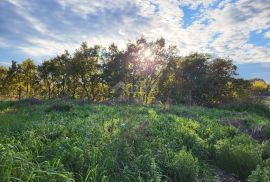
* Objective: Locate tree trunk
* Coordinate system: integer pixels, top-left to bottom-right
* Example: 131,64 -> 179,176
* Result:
62,78 -> 65,96
48,82 -> 51,99
82,83 -> 90,100
18,85 -> 22,100
26,82 -> 29,97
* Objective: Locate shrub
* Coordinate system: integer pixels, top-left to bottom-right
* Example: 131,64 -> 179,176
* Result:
135,154 -> 161,181
222,101 -> 270,118
215,136 -> 262,179
164,149 -> 199,182
0,101 -> 14,110
45,102 -> 73,112
248,159 -> 270,182
262,141 -> 270,160
263,123 -> 270,140
16,98 -> 42,106
166,119 -> 209,159
198,162 -> 217,182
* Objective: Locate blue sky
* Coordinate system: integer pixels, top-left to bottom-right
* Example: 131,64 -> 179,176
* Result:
0,0 -> 270,82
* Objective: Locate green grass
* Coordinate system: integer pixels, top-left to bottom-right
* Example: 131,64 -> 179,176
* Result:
0,100 -> 269,181
264,98 -> 270,108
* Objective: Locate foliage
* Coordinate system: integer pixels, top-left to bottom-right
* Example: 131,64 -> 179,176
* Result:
1,38 -> 266,106
263,123 -> 270,140
45,102 -> 73,112
262,141 -> 270,160
163,149 -> 199,182
215,135 -> 262,179
0,141 -> 73,181
222,100 -> 270,118
248,159 -> 270,182
0,101 -> 268,181
251,79 -> 269,96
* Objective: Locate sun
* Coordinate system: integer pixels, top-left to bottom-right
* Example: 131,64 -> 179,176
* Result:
140,48 -> 155,63
143,48 -> 152,59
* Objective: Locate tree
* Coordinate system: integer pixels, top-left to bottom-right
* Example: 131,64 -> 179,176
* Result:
102,44 -> 127,86
205,58 -> 237,105
159,53 -> 210,105
0,66 -> 8,97
6,61 -> 24,99
38,60 -> 55,99
250,79 -> 269,96
230,78 -> 252,101
122,38 -> 167,103
53,51 -> 71,97
20,59 -> 37,98
158,54 -> 238,106
70,42 -> 100,100
0,38 -> 262,105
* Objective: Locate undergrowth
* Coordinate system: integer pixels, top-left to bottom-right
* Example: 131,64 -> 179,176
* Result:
0,100 -> 269,181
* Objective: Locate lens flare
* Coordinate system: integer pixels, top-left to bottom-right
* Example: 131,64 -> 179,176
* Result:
143,49 -> 152,59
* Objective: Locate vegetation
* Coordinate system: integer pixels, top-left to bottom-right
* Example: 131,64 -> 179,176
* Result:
1,38 -> 269,181
1,38 -> 269,105
248,159 -> 270,182
0,100 -> 270,181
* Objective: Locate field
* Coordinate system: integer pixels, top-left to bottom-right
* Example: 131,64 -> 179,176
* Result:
0,100 -> 270,182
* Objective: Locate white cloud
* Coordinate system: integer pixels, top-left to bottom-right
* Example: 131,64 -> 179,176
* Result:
57,0 -> 131,19
0,61 -> 11,67
179,0 -> 217,9
7,0 -> 59,39
3,0 -> 270,64
18,38 -> 79,59
265,31 -> 270,39
188,0 -> 270,63
0,38 -> 10,48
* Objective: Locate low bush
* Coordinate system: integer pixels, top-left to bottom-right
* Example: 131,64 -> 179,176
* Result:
163,149 -> 199,182
0,101 -> 14,110
222,100 -> 270,118
135,153 -> 161,181
262,123 -> 270,140
248,159 -> 270,182
215,136 -> 262,179
155,118 -> 209,159
16,98 -> 42,106
262,141 -> 270,160
198,162 -> 216,182
45,102 -> 73,112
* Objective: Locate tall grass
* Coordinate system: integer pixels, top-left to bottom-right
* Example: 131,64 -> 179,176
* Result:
0,100 -> 269,181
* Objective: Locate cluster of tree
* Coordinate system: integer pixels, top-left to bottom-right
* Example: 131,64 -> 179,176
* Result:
250,79 -> 270,97
0,38 -> 269,106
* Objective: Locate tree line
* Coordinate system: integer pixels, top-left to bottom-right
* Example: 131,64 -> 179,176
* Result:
0,38 -> 269,106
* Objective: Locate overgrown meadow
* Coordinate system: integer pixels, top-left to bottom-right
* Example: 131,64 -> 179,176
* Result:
0,100 -> 270,181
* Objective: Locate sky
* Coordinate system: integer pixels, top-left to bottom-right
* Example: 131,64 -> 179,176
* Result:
0,0 -> 270,82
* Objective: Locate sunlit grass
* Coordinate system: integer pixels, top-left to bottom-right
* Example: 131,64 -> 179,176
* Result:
0,100 -> 269,181
0,108 -> 16,114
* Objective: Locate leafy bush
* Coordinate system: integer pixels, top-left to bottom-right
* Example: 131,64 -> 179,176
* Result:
0,101 -> 14,110
263,123 -> 270,140
222,101 -> 270,118
45,102 -> 73,112
198,162 -> 217,182
215,136 -> 262,179
16,98 -> 42,106
164,149 -> 199,182
135,153 -> 161,181
156,117 -> 209,159
248,159 -> 270,182
262,141 -> 270,160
